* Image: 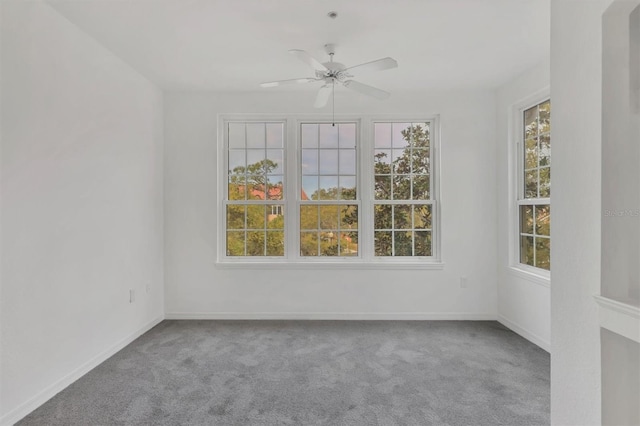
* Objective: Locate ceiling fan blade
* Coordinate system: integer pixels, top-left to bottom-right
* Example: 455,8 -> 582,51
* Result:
289,49 -> 328,72
314,85 -> 332,108
344,57 -> 398,74
259,77 -> 319,88
343,80 -> 390,100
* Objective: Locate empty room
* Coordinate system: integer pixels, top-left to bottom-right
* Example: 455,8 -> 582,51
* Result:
1,0 -> 639,425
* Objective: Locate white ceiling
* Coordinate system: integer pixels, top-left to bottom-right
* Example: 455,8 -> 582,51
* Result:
48,0 -> 550,92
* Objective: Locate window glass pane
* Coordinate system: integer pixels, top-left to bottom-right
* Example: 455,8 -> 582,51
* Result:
411,149 -> 430,175
413,205 -> 432,229
246,205 -> 266,229
374,204 -> 392,229
520,236 -> 534,266
228,123 -> 245,149
393,204 -> 412,229
524,106 -> 538,139
226,205 -> 245,230
302,124 -> 318,148
320,231 -> 339,256
415,231 -> 432,256
374,175 -> 391,200
338,123 -> 356,148
228,179 -> 246,200
392,123 -> 411,148
535,205 -> 550,236
300,205 -> 318,230
246,231 -> 265,256
412,175 -> 430,200
247,149 -> 265,167
374,150 -> 392,174
539,134 -> 550,167
266,176 -> 283,200
539,101 -> 550,134
525,138 -> 538,169
319,150 -> 338,174
266,123 -> 283,148
535,237 -> 551,270
302,176 -> 318,200
266,149 -> 283,174
319,124 -> 339,148
300,232 -> 318,256
374,231 -> 392,256
229,150 -> 245,172
412,123 -> 430,149
246,123 -> 265,149
266,205 -> 284,229
266,231 -> 285,256
393,175 -> 411,200
302,150 -> 319,175
318,176 -> 339,200
394,231 -> 413,256
227,232 -> 245,256
520,205 -> 534,235
339,149 -> 356,175
339,176 -> 357,200
374,123 -> 392,148
525,170 -> 537,198
340,205 -> 358,228
339,232 -> 358,256
319,205 -> 339,229
539,167 -> 550,197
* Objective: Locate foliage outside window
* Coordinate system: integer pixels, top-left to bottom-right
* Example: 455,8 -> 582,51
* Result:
518,100 -> 551,271
373,123 -> 433,256
221,117 -> 439,264
299,123 -> 358,257
226,122 -> 285,256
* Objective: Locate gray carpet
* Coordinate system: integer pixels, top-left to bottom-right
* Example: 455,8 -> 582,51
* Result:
18,320 -> 550,426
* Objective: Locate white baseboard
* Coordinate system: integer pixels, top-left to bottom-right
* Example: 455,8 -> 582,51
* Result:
165,312 -> 497,321
0,315 -> 164,426
497,314 -> 550,352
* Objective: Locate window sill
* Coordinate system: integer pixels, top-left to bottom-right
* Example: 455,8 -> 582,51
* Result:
508,266 -> 550,288
215,260 -> 445,270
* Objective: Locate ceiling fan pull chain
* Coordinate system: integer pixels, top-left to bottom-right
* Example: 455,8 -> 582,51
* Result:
332,79 -> 335,126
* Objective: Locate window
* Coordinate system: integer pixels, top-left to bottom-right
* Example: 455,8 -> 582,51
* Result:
219,116 -> 440,266
299,123 -> 359,257
225,121 -> 285,257
517,100 -> 551,271
373,122 -> 433,256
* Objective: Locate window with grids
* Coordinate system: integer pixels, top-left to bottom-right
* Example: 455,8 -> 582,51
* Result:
373,122 -> 433,257
225,122 -> 286,256
518,100 -> 551,270
299,123 -> 358,257
221,116 -> 439,263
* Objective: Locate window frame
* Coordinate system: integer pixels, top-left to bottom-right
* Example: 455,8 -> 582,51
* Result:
217,114 -> 442,269
509,90 -> 551,284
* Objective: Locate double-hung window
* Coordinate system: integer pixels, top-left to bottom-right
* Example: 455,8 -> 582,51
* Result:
516,99 -> 551,272
219,116 -> 440,266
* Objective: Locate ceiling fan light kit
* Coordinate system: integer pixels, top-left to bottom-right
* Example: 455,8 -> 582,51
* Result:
259,43 -> 398,117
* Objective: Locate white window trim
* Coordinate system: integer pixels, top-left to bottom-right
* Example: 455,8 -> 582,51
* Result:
216,113 -> 443,269
508,89 -> 551,283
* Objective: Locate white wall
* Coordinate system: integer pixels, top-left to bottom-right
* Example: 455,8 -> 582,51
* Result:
0,2 -> 164,424
496,60 -> 551,351
550,0 -> 615,424
164,90 -> 498,319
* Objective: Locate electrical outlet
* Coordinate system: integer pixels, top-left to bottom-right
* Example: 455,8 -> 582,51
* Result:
129,289 -> 135,303
460,276 -> 468,288
145,283 -> 150,294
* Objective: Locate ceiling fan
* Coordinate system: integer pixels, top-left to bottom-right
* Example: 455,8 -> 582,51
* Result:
259,44 -> 398,108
